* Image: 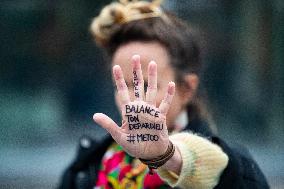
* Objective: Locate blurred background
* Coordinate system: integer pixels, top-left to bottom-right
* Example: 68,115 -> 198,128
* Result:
0,0 -> 283,188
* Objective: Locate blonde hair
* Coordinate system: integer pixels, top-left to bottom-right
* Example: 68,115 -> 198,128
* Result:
90,0 -> 166,47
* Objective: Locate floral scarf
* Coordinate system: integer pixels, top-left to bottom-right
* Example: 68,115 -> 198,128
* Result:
94,143 -> 169,189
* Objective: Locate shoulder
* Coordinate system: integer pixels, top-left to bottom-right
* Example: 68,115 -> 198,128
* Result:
210,136 -> 269,189
182,119 -> 269,189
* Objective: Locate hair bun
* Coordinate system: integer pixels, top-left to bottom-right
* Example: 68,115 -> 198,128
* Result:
90,3 -> 127,47
90,0 -> 164,47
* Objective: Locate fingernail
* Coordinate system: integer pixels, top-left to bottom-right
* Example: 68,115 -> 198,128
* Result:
132,54 -> 140,62
149,60 -> 157,65
93,113 -> 101,120
169,81 -> 175,87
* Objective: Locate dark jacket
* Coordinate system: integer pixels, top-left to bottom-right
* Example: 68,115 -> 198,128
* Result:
58,119 -> 269,189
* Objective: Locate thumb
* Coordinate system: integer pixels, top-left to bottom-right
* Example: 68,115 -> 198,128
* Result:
93,113 -> 120,137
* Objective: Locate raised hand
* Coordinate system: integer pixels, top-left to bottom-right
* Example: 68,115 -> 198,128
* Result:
93,55 -> 175,159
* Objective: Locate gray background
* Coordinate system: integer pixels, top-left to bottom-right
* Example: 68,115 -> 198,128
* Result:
0,0 -> 283,188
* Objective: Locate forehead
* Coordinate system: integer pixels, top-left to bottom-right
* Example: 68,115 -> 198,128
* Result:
112,41 -> 172,80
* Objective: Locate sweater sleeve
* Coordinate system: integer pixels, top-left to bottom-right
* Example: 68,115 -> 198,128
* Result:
157,132 -> 229,189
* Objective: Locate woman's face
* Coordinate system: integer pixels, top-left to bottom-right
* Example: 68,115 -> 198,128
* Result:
112,41 -> 188,128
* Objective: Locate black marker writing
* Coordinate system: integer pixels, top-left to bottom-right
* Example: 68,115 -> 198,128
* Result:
137,134 -> 159,143
127,134 -> 136,143
125,114 -> 139,123
133,71 -> 139,98
125,104 -> 160,118
128,122 -> 163,130
126,134 -> 159,143
135,92 -> 139,98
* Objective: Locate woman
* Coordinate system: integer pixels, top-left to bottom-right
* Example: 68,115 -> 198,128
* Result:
59,0 -> 269,188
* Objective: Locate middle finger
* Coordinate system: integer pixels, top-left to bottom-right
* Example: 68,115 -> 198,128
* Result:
132,55 -> 144,101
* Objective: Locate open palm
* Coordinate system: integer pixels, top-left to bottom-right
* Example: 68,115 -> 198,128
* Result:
93,55 -> 175,159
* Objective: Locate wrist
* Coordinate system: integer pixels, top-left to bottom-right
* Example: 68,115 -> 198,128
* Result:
160,143 -> 182,175
139,140 -> 175,174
